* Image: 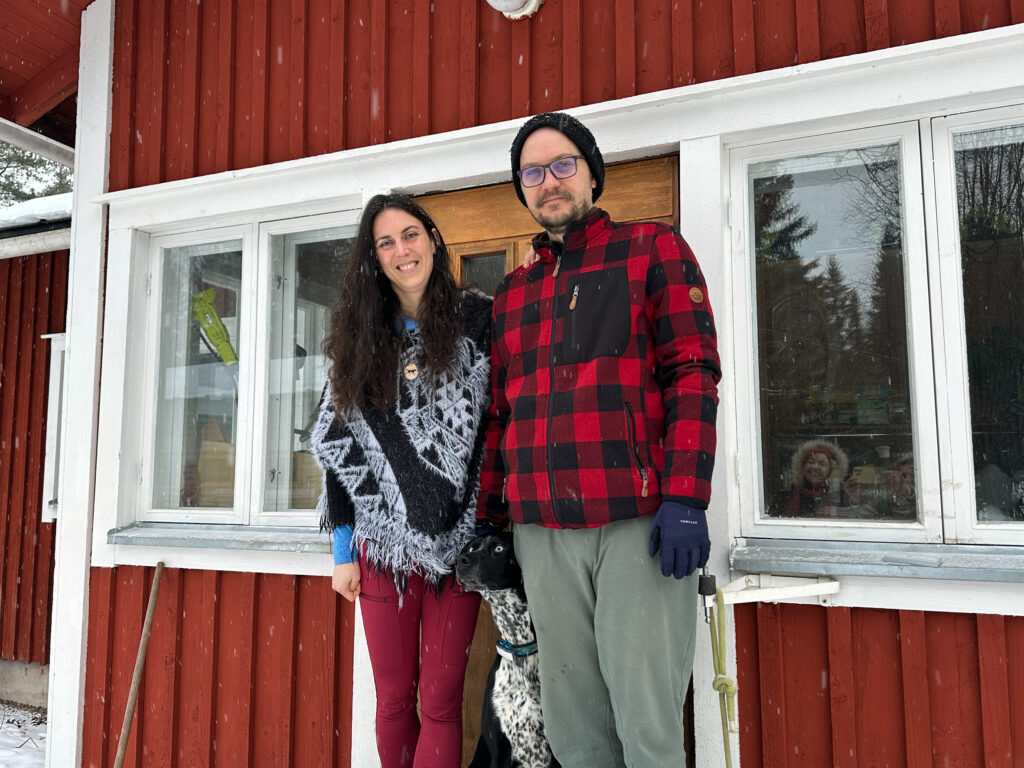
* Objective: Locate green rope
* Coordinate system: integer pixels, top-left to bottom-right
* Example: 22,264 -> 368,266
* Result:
708,587 -> 738,768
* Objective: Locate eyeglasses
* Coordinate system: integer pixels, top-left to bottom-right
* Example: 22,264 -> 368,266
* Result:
517,155 -> 583,188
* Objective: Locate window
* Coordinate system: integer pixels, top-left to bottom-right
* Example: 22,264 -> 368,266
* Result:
41,332 -> 65,523
259,223 -> 352,525
933,108 -> 1024,545
733,110 -> 1024,551
149,236 -> 245,520
132,214 -> 356,530
752,143 -> 915,524
956,124 -> 1024,526
449,240 -> 516,296
461,250 -> 507,295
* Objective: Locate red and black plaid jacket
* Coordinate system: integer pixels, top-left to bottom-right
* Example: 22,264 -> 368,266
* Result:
477,208 -> 721,529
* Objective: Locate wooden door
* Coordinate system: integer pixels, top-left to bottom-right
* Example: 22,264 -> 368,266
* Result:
418,154 -> 679,766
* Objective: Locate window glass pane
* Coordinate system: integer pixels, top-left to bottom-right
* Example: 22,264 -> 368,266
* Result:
264,226 -> 354,513
153,240 -> 243,509
462,251 -> 506,295
752,144 -> 917,521
954,124 -> 1024,523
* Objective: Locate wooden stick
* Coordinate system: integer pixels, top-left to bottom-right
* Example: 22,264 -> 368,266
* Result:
112,561 -> 165,768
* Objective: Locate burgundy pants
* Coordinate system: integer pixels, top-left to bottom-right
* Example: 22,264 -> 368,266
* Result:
358,554 -> 481,768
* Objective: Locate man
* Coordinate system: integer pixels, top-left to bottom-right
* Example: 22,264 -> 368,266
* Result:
477,111 -> 721,767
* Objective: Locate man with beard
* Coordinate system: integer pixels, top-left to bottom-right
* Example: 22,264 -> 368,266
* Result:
476,112 -> 722,767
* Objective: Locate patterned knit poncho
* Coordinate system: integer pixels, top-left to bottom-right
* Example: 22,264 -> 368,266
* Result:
311,292 -> 492,592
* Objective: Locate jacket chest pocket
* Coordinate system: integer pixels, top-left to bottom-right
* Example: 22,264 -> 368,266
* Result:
560,267 -> 631,364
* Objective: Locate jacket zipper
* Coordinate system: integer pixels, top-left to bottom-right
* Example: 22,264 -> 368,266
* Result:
547,253 -> 564,525
625,402 -> 649,498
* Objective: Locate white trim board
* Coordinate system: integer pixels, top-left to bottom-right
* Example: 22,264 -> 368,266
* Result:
0,117 -> 75,167
0,228 -> 71,259
45,1 -> 113,767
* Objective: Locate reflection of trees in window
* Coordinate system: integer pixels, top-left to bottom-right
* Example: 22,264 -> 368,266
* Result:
956,136 -> 1023,243
841,147 -> 902,247
754,172 -> 817,264
755,152 -> 914,512
754,172 -> 829,501
861,221 -> 909,395
828,150 -> 910,418
819,255 -> 865,391
956,133 -> 1024,490
754,173 -> 825,401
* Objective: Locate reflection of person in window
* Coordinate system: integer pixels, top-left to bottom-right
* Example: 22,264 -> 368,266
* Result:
773,439 -> 849,517
310,194 -> 491,768
881,454 -> 915,517
842,452 -> 916,519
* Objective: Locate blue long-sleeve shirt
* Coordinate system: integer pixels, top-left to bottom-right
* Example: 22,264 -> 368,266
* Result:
332,525 -> 355,564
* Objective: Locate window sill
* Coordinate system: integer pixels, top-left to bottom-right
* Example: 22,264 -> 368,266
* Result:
731,538 -> 1024,583
107,522 -> 331,554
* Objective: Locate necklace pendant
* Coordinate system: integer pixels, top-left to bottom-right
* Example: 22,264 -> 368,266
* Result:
403,362 -> 419,380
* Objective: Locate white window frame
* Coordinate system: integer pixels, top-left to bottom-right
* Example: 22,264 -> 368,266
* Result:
729,122 -> 944,545
252,211 -> 360,528
931,104 -> 1024,546
141,227 -> 254,525
101,213 -> 363,538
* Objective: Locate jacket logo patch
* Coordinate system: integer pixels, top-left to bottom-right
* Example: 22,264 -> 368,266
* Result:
689,287 -> 704,304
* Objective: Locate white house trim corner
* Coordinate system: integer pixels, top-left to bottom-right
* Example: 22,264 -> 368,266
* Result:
45,1 -> 113,766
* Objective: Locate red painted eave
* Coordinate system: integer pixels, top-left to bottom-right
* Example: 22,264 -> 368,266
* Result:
0,0 -> 90,147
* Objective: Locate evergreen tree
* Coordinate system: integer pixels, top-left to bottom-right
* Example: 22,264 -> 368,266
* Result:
818,255 -> 865,388
753,172 -> 817,264
0,141 -> 72,207
862,221 -> 908,391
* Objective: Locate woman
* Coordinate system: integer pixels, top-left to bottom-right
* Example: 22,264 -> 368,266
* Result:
772,439 -> 849,518
312,193 -> 491,767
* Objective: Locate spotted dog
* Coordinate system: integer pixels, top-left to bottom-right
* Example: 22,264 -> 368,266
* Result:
456,532 -> 560,768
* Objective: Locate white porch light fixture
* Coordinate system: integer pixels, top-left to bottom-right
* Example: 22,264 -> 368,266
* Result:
485,0 -> 545,21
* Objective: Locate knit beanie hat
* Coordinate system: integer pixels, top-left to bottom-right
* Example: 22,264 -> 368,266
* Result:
510,112 -> 605,207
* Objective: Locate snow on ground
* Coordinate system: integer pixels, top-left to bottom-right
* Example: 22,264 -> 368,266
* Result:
0,700 -> 46,768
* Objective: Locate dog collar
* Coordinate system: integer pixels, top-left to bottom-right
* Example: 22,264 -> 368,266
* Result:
496,638 -> 537,661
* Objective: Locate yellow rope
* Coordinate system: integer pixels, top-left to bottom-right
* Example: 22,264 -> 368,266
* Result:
708,587 -> 738,768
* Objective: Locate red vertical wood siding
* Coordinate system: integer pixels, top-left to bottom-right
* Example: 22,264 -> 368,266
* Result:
88,1 -> 1024,766
106,0 -> 1024,191
0,250 -> 68,667
736,603 -> 1024,767
81,567 -> 355,768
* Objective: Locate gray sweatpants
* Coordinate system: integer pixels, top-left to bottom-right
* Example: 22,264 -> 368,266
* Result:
514,515 -> 698,768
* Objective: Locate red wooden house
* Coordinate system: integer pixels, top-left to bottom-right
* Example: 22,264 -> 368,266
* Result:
0,200 -> 70,706
2,1 -> 1024,766
0,0 -> 83,709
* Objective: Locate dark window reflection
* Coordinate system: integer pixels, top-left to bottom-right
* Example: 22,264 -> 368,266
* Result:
955,125 -> 1024,522
752,145 -> 917,521
462,251 -> 507,296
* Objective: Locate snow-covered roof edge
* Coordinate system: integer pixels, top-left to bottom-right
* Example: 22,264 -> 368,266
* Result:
0,192 -> 73,231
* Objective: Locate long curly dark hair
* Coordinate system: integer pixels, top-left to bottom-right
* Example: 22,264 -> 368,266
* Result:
323,193 -> 461,413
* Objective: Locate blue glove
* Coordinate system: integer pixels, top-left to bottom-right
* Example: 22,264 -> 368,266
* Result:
648,501 -> 710,579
